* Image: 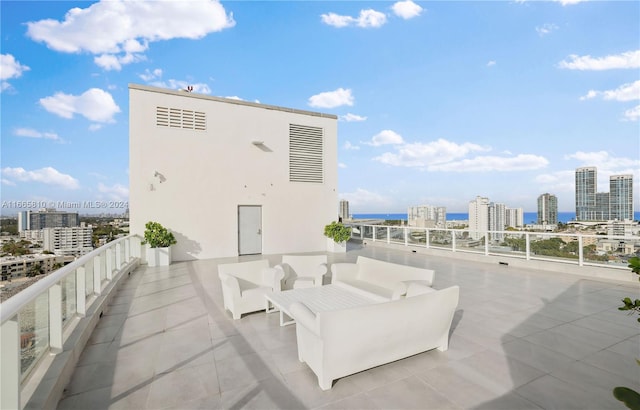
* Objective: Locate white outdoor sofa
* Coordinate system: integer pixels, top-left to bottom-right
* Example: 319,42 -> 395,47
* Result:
218,259 -> 284,319
277,255 -> 328,290
330,256 -> 435,299
290,283 -> 460,390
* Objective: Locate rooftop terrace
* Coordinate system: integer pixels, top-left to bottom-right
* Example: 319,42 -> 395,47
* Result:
54,244 -> 639,410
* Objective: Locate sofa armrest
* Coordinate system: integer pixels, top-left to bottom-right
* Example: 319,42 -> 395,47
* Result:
312,263 -> 328,286
262,267 -> 285,291
391,281 -> 409,300
290,302 -> 320,336
330,263 -> 359,284
219,273 -> 241,299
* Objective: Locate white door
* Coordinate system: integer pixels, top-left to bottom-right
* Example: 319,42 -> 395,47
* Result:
238,205 -> 262,255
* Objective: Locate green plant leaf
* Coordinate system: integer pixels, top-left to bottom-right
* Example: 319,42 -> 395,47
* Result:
613,387 -> 640,410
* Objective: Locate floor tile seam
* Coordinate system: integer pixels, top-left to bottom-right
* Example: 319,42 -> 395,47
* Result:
514,372 -> 612,409
583,346 -> 640,377
548,359 -> 640,391
545,324 -> 629,350
499,338 -> 579,367
568,317 -> 639,342
133,282 -> 194,299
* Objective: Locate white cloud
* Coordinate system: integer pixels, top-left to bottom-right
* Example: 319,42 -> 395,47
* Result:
344,141 -> 360,150
308,88 -> 354,108
565,151 -> 640,170
98,182 -> 129,201
554,0 -> 587,5
26,0 -> 235,70
428,154 -> 549,172
340,113 -> 367,122
340,188 -> 395,211
392,1 -> 423,19
486,60 -> 496,67
39,88 -> 121,122
321,9 -> 387,28
580,80 -> 640,102
536,23 -> 558,37
14,128 -> 63,142
139,68 -> 163,81
374,138 -> 487,167
623,105 -> 640,122
1,54 -> 30,91
1,178 -> 16,186
1,167 -> 79,189
338,163 -> 347,169
149,79 -> 211,94
88,124 -> 103,132
366,130 -> 405,147
559,50 -> 640,70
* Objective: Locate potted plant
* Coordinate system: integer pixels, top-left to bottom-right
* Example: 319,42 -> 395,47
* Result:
324,221 -> 351,253
143,221 -> 177,266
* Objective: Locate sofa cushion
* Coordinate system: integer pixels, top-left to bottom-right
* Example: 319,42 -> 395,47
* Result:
335,280 -> 396,300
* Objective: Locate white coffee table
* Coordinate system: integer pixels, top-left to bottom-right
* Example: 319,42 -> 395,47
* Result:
265,282 -> 387,326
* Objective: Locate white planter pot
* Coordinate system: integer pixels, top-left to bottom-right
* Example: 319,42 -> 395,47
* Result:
327,238 -> 347,253
146,246 -> 172,266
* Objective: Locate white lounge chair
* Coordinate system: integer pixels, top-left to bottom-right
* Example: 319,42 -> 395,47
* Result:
218,259 -> 284,319
277,255 -> 328,290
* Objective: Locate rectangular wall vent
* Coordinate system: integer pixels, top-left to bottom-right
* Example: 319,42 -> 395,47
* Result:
156,106 -> 206,131
289,124 -> 324,183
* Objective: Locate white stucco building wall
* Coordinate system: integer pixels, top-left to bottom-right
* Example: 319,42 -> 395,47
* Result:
129,84 -> 338,261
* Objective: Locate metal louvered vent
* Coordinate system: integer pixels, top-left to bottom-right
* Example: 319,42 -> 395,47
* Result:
289,124 -> 324,183
156,106 -> 206,131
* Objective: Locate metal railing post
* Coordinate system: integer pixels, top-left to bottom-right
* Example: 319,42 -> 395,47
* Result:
1,317 -> 20,410
49,283 -> 63,353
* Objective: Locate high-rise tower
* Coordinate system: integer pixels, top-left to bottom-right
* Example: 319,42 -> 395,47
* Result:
575,167 -> 596,221
610,174 -> 633,220
537,193 -> 558,225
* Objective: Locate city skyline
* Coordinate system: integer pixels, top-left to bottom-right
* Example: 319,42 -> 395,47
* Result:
1,1 -> 639,214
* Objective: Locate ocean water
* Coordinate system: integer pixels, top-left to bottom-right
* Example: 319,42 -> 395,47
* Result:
352,212 -> 640,224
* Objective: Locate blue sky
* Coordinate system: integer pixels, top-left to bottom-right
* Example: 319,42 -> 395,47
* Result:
1,0 -> 638,215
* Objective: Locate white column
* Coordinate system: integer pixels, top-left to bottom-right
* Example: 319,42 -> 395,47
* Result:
425,229 -> 430,249
125,238 -> 131,261
525,233 -> 531,260
578,235 -> 584,266
105,248 -> 114,280
0,317 -> 20,410
115,243 -> 122,268
484,233 -> 489,256
93,255 -> 102,295
76,266 -> 86,317
49,283 -> 63,354
452,231 -> 456,252
404,227 -> 408,246
387,227 -> 390,244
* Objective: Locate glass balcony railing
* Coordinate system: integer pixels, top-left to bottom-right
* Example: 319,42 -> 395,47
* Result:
0,235 -> 142,410
347,223 -> 638,270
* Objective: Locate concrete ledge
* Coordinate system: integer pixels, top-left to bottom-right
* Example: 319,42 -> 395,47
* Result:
22,258 -> 140,410
361,240 -> 638,285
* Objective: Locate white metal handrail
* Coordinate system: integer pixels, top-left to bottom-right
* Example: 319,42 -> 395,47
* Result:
347,223 -> 638,270
0,234 -> 142,410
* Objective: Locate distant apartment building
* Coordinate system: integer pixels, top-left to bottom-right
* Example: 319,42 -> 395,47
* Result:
468,196 -> 489,240
488,203 -> 506,241
129,84 -> 338,260
575,167 -> 596,221
506,207 -> 524,228
1,254 -> 63,280
42,227 -> 93,257
575,167 -> 634,222
19,230 -> 44,241
537,193 -> 558,225
408,205 -> 446,228
339,200 -> 350,222
610,174 -> 633,221
18,209 -> 80,232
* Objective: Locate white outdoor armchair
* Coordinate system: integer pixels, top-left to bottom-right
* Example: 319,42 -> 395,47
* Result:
277,255 -> 328,290
218,259 -> 284,319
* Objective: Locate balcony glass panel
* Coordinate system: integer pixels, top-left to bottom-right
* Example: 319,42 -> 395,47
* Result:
375,226 -> 388,241
362,225 -> 373,240
20,292 -> 49,380
389,227 -> 405,244
61,273 -> 76,326
491,232 -> 527,258
453,230 -> 484,253
529,234 -> 579,263
407,228 -> 427,246
429,229 -> 453,250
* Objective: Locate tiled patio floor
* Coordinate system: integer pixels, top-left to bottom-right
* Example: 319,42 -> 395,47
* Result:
57,245 -> 640,409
